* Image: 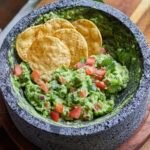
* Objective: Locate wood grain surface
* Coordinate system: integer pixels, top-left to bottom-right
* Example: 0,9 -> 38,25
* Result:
0,0 -> 150,149
106,0 -> 150,44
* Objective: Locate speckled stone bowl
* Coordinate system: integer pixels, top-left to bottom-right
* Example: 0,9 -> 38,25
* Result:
0,0 -> 150,150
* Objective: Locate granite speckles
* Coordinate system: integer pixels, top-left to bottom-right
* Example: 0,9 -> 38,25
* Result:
0,0 -> 150,149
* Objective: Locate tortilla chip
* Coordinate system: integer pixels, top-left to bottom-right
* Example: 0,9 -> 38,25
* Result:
16,25 -> 50,61
54,29 -> 88,66
27,36 -> 71,80
36,18 -> 75,38
16,18 -> 73,62
45,18 -> 75,34
72,19 -> 103,56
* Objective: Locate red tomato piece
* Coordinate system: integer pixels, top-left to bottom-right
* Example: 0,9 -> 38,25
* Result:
75,62 -> 85,69
79,90 -> 88,98
86,57 -> 96,66
69,106 -> 82,119
31,70 -> 41,83
95,68 -> 106,80
95,75 -> 104,81
50,111 -> 60,122
55,103 -> 64,113
13,64 -> 22,76
95,81 -> 107,90
85,67 -> 96,76
39,81 -> 49,94
96,68 -> 106,76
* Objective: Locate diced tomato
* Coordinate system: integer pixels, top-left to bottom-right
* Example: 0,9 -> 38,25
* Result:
31,70 -> 41,83
95,75 -> 104,81
85,67 -> 96,76
75,62 -> 85,69
95,81 -> 107,90
55,103 -> 64,113
13,64 -> 22,76
39,81 -> 49,94
86,57 -> 96,66
100,47 -> 106,54
95,68 -> 106,80
69,106 -> 82,119
96,68 -> 106,76
59,76 -> 67,84
50,111 -> 60,122
79,90 -> 88,98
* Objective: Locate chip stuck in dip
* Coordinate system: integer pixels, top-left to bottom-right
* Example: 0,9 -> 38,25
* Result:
11,15 -> 129,122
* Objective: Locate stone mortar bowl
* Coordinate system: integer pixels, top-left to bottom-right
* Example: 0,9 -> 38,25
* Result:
0,0 -> 150,150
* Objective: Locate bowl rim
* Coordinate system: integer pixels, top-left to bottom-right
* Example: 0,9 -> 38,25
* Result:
0,0 -> 150,136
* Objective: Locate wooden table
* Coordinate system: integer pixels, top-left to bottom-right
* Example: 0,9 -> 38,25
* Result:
0,0 -> 150,149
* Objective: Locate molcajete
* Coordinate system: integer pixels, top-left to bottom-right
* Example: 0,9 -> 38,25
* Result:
0,0 -> 150,150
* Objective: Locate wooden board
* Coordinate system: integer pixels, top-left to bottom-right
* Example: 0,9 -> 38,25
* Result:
105,0 -> 150,45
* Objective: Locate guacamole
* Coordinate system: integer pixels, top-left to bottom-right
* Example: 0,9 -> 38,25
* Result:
12,54 -> 129,122
9,6 -> 143,123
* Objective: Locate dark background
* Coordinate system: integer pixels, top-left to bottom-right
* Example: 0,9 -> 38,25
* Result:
0,0 -> 27,29
0,1 -> 27,149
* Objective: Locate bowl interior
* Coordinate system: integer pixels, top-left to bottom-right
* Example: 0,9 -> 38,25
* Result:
9,6 -> 143,126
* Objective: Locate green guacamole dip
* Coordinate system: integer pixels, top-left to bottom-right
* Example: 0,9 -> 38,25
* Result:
10,7 -> 143,123
12,54 -> 129,121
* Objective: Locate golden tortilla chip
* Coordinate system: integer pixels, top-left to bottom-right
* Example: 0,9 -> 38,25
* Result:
36,18 -> 75,38
54,29 -> 88,66
72,19 -> 103,56
27,36 -> 71,80
16,25 -> 50,61
16,18 -> 74,62
45,18 -> 75,34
